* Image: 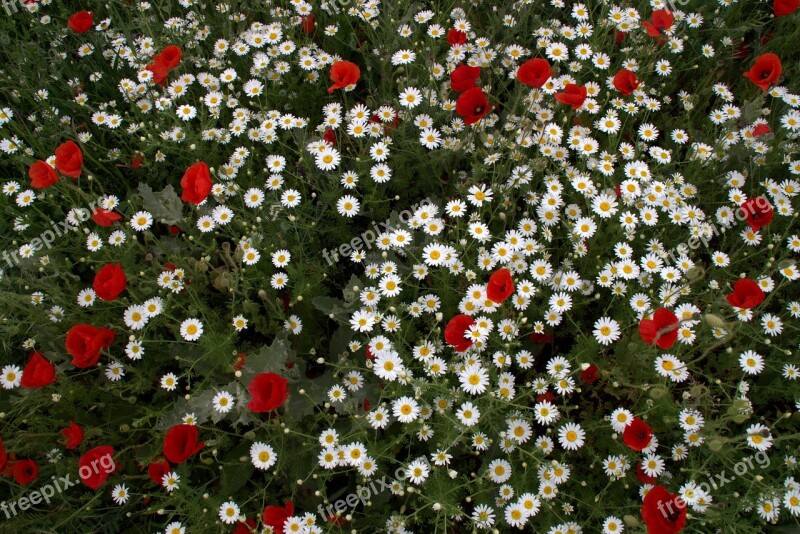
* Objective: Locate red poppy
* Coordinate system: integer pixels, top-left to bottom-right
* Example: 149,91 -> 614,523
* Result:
301,14 -> 315,34
68,11 -> 93,34
638,308 -> 679,350
554,84 -> 587,110
322,128 -> 337,145
233,518 -> 258,534
743,53 -> 782,92
327,61 -> 360,93
615,30 -> 627,44
455,87 -> 490,125
446,29 -> 467,46
247,373 -> 288,412
147,458 -> 171,484
65,324 -> 115,368
154,45 -> 183,70
262,500 -> 294,534
516,58 -> 552,88
641,485 -> 687,534
54,140 -> 83,178
623,417 -> 653,451
726,278 -> 765,309
78,446 -> 114,490
752,123 -> 771,137
13,459 -> 38,485
28,160 -> 59,189
20,352 -> 56,388
636,461 -> 658,484
580,364 -> 600,384
642,9 -> 674,38
450,64 -> 481,92
444,314 -> 476,352
61,421 -> 84,450
145,61 -> 170,85
613,69 -> 640,95
92,208 -> 122,227
163,424 -> 204,464
93,263 -> 127,301
180,161 -> 213,204
131,154 -> 144,169
486,268 -> 515,303
774,0 -> 799,17
740,196 -> 773,231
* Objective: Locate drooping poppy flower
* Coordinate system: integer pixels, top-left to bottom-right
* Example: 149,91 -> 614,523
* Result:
613,69 -> 640,95
163,424 -> 204,464
726,278 -> 765,309
641,485 -> 687,534
54,140 -> 83,178
774,0 -> 799,17
450,64 -> 481,92
642,9 -> 674,38
147,458 -> 171,485
247,373 -> 288,412
444,314 -> 476,352
13,459 -> 38,485
180,161 -> 212,204
262,500 -> 294,534
740,196 -> 774,231
554,84 -> 587,110
61,421 -> 84,450
455,87 -> 490,125
78,446 -> 115,489
28,160 -> 59,189
68,11 -> 93,34
743,53 -> 782,92
301,14 -> 315,34
92,208 -> 122,227
516,58 -> 552,88
486,268 -> 515,303
327,61 -> 360,93
93,263 -> 127,301
446,29 -> 467,46
623,417 -> 653,451
322,127 -> 337,145
580,364 -> 600,384
638,308 -> 679,349
65,324 -> 115,368
20,352 -> 56,388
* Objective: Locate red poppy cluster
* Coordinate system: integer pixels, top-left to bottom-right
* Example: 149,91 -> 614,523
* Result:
28,140 -> 84,189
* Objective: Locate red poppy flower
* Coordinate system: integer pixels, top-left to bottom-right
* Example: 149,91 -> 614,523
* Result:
146,61 -> 170,85
163,424 -> 204,464
444,314 -> 476,352
262,500 -> 294,534
455,87 -> 490,125
20,352 -> 56,388
554,84 -> 587,110
516,58 -> 552,88
744,53 -> 782,92
641,485 -> 687,534
726,278 -> 765,309
752,123 -> 771,137
580,364 -> 600,384
92,208 -> 122,227
61,421 -> 84,450
623,417 -> 653,451
154,45 -> 183,70
147,458 -> 171,484
68,11 -> 93,34
327,61 -> 360,93
233,518 -> 258,534
93,263 -> 127,301
28,160 -> 59,189
450,64 -> 481,92
54,140 -> 83,178
486,268 -> 515,303
740,196 -> 773,231
301,14 -> 315,34
180,161 -> 213,204
247,373 -> 288,412
638,308 -> 679,349
447,29 -> 467,46
65,324 -> 115,368
774,0 -> 799,17
13,459 -> 38,485
78,446 -> 114,490
322,128 -> 337,145
636,461 -> 658,485
642,9 -> 674,38
613,69 -> 640,95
